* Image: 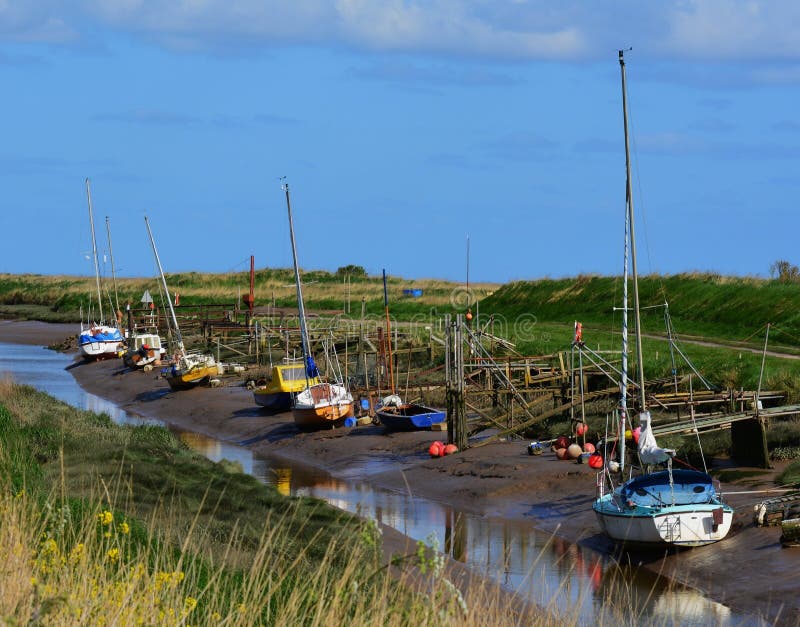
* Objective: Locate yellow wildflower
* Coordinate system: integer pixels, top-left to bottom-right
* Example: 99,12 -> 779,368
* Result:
98,510 -> 114,526
184,597 -> 197,612
69,543 -> 84,564
106,548 -> 120,563
117,521 -> 130,535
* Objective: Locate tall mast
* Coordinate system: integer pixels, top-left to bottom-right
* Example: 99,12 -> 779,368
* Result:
284,183 -> 312,365
85,178 -> 104,323
382,269 -> 395,394
620,173 -> 630,470
144,216 -> 185,355
105,216 -> 120,315
620,49 -> 647,412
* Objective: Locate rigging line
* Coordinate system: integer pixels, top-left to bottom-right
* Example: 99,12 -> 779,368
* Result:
225,257 -> 253,274
625,71 -> 655,279
738,322 -> 770,344
768,323 -> 800,345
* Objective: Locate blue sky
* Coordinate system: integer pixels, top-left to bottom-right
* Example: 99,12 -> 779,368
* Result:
1,1 -> 799,283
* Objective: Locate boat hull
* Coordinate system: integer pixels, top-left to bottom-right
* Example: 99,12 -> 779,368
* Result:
78,326 -> 124,360
253,390 -> 293,412
292,402 -> 353,430
166,365 -> 218,391
593,498 -> 733,547
377,404 -> 446,431
593,469 -> 734,547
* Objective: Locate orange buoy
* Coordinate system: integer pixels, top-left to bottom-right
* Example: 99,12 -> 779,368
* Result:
555,447 -> 568,460
632,426 -> 641,445
583,442 -> 596,454
567,444 -> 583,459
588,453 -> 604,469
429,441 -> 444,458
443,444 -> 458,455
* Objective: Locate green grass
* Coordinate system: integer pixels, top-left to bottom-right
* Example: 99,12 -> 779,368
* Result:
480,273 -> 800,348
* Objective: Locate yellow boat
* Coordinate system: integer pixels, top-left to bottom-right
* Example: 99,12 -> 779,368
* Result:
165,352 -> 219,391
253,363 -> 320,411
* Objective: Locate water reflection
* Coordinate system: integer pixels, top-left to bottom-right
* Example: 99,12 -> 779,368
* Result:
0,341 -> 749,624
245,460 -> 742,624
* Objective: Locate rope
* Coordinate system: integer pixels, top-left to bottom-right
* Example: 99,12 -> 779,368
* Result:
770,324 -> 800,345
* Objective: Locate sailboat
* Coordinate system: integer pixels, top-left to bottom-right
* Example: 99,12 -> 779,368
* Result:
592,51 -> 733,547
282,182 -> 354,429
78,179 -> 124,360
144,217 -> 219,391
374,269 -> 445,431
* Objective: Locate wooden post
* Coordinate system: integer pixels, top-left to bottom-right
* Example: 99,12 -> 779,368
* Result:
454,314 -> 467,450
731,417 -> 771,469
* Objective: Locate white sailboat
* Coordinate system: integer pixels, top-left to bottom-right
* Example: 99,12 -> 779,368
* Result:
144,217 -> 218,390
592,51 -> 733,547
78,178 -> 124,359
282,182 -> 354,429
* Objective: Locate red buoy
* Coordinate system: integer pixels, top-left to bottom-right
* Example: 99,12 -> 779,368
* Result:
576,423 -> 588,437
583,442 -> 596,454
555,447 -> 568,460
555,435 -> 570,450
588,453 -> 604,469
443,444 -> 458,455
429,441 -> 444,458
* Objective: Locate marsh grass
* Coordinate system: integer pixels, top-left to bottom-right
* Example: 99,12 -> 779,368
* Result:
0,381 -> 543,625
0,271 -> 497,323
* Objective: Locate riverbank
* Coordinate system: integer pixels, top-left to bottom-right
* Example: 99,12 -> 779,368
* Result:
2,321 -> 798,624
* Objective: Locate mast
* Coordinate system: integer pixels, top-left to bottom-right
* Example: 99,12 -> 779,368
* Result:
620,49 -> 647,412
144,216 -> 185,355
85,178 -> 104,323
620,172 -> 630,470
283,182 -> 312,387
382,269 -> 395,394
105,216 -> 120,316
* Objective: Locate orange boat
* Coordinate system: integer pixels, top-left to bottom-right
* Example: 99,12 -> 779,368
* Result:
292,382 -> 354,430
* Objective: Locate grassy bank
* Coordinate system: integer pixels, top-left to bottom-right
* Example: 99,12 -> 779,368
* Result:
0,271 -> 497,323
0,380 -> 530,625
480,273 -> 800,348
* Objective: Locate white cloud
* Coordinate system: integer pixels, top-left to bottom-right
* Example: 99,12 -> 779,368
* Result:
0,3 -> 77,43
664,1 -> 800,60
3,1 -> 800,63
